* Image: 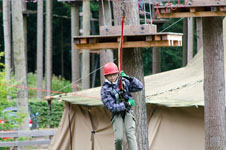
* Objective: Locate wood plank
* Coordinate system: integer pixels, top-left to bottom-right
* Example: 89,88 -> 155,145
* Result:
157,11 -> 226,18
146,36 -> 153,41
154,35 -> 161,41
190,0 -> 226,6
75,40 -> 182,50
0,139 -> 51,147
80,38 -> 88,44
0,129 -> 56,138
190,8 -> 196,12
100,24 -> 157,35
220,6 -> 226,11
74,32 -> 183,39
89,38 -> 98,44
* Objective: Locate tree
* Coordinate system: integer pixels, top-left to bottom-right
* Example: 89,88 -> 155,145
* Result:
37,0 -> 44,98
99,0 -> 113,84
182,18 -> 187,66
71,4 -> 80,92
113,0 -> 149,149
3,0 -> 12,81
11,0 -> 29,131
187,17 -> 193,62
81,0 -> 91,89
22,0 -> 28,73
45,0 -> 53,96
196,17 -> 203,52
203,17 -> 225,150
152,47 -> 161,74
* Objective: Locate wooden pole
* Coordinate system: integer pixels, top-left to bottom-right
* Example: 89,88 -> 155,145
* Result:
82,0 -> 91,89
71,4 -> 80,92
187,17 -> 193,63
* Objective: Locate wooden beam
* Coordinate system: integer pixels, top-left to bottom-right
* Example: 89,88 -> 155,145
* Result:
74,41 -> 182,50
190,0 -> 226,6
157,11 -> 226,18
0,139 -> 51,147
100,24 -> 157,35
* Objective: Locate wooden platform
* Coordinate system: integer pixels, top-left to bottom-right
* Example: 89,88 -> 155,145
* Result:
73,33 -> 183,50
154,4 -> 226,18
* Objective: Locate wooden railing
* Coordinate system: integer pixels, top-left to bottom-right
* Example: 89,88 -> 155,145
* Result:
0,129 -> 56,148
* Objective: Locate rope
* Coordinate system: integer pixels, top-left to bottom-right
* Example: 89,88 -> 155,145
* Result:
101,0 -> 107,27
108,0 -> 112,25
119,0 -> 125,90
160,17 -> 184,32
148,0 -> 153,24
143,1 -> 147,24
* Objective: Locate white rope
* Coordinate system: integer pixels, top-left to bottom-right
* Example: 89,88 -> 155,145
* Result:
53,58 -> 117,95
101,0 -> 107,27
148,0 -> 153,24
160,17 -> 184,32
143,1 -> 147,24
108,0 -> 112,25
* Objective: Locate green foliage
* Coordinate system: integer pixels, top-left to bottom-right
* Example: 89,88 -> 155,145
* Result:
0,66 -> 24,131
159,18 -> 183,72
142,48 -> 152,76
52,75 -> 72,96
27,73 -> 72,98
29,100 -> 64,128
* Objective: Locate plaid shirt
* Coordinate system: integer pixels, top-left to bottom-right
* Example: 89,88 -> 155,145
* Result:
101,76 -> 143,112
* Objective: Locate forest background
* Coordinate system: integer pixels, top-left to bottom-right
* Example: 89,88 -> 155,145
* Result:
0,0 -> 197,128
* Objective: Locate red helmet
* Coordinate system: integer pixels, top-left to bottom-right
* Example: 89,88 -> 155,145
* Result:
104,62 -> 119,75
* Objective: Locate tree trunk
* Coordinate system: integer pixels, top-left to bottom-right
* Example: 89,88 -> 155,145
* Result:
99,0 -> 113,84
45,0 -> 53,96
113,0 -> 149,149
71,4 -> 80,92
203,17 -> 226,150
61,21 -> 64,78
81,0 -> 90,90
37,0 -> 44,98
3,0 -> 11,81
196,17 -> 203,52
187,17 -> 193,63
11,0 -> 29,131
22,0 -> 28,74
182,18 -> 187,66
152,47 -> 161,74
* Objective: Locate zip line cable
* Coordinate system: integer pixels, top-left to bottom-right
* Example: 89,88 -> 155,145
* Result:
160,17 -> 184,32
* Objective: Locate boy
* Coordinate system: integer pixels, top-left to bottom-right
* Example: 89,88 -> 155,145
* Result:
101,62 -> 143,150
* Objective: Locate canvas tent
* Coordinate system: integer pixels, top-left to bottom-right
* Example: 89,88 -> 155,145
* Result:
48,47 -> 206,150
49,18 -> 226,150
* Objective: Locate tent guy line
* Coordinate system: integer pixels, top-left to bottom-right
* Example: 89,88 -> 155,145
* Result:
0,83 -> 100,100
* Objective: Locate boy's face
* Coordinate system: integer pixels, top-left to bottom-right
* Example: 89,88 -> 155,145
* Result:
105,73 -> 119,83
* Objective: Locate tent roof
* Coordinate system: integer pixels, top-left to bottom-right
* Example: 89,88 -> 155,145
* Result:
52,47 -> 206,107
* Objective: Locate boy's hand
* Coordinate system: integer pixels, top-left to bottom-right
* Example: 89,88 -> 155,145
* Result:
124,102 -> 131,110
128,99 -> 135,107
120,71 -> 129,78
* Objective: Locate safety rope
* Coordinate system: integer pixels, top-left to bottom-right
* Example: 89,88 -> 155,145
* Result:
118,1 -> 125,90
